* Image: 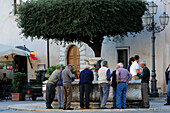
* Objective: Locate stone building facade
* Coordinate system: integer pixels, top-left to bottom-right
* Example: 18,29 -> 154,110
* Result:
0,0 -> 170,93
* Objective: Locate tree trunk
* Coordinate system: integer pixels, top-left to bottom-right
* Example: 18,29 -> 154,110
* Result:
88,43 -> 102,57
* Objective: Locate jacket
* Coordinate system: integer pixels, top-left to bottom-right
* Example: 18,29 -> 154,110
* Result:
165,67 -> 170,85
98,67 -> 111,84
48,69 -> 61,85
138,66 -> 150,84
57,73 -> 63,86
79,69 -> 94,84
62,68 -> 75,85
110,70 -> 117,88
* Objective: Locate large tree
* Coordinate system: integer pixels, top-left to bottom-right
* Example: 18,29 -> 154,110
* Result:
17,0 -> 147,57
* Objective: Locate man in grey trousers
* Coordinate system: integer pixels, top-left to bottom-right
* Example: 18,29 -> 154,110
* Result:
98,60 -> 111,109
62,64 -> 75,110
46,66 -> 62,109
138,61 -> 150,108
57,72 -> 64,109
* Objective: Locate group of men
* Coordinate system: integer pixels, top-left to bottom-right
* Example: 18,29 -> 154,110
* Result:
98,61 -> 132,109
95,55 -> 150,109
45,55 -> 151,110
46,64 -> 75,110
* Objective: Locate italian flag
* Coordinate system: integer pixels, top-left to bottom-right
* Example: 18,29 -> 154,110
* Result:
25,48 -> 37,60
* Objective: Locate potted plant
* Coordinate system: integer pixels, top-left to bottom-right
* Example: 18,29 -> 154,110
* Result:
11,72 -> 27,101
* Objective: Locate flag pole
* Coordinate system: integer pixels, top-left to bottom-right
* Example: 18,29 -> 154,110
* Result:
47,39 -> 50,68
24,45 -> 33,69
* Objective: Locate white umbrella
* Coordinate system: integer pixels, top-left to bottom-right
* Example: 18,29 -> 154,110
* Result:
0,43 -> 26,57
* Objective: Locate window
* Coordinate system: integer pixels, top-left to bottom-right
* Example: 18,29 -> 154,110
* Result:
10,0 -> 27,15
117,48 -> 129,68
14,0 -> 22,14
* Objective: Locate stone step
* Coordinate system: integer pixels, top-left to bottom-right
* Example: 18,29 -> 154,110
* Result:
52,101 -> 143,108
149,95 -> 167,102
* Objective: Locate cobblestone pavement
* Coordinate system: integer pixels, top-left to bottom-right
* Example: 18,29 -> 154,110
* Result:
1,97 -> 170,113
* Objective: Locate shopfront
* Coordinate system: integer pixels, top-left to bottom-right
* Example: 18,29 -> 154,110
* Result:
0,44 -> 27,80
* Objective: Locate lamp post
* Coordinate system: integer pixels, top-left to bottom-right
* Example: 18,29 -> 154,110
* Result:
142,1 -> 169,97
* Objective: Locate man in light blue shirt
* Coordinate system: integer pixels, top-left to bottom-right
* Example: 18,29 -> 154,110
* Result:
116,63 -> 132,109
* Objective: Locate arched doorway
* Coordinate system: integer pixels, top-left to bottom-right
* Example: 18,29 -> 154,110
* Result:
67,45 -> 80,75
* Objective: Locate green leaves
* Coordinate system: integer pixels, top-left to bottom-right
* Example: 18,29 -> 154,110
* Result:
17,0 -> 147,56
12,72 -> 27,93
46,64 -> 79,78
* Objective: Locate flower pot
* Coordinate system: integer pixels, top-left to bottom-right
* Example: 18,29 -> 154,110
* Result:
11,93 -> 25,101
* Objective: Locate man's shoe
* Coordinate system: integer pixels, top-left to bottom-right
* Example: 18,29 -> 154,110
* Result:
59,107 -> 63,109
85,107 -> 91,109
63,108 -> 67,110
142,106 -> 149,109
67,108 -> 74,110
111,107 -> 116,109
100,107 -> 108,109
46,106 -> 53,109
164,103 -> 170,105
80,107 -> 84,109
115,107 -> 121,109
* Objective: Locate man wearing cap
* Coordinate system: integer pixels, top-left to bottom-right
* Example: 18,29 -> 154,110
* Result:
138,61 -> 150,108
46,66 -> 62,109
79,65 -> 94,109
62,64 -> 75,110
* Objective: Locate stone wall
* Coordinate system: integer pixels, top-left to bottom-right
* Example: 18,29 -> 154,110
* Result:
43,80 -> 142,102
72,80 -> 142,102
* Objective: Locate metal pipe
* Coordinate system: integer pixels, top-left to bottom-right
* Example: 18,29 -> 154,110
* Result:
47,39 -> 50,68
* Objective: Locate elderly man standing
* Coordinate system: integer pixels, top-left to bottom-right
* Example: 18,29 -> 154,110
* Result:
62,64 -> 75,110
79,65 -> 94,109
46,66 -> 62,109
138,61 -> 150,108
98,60 -> 111,109
116,63 -> 132,109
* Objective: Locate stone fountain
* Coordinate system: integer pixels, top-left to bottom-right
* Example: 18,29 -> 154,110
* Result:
43,57 -> 142,108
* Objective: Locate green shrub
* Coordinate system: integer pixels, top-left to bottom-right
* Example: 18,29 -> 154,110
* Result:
12,72 -> 27,93
46,64 -> 79,78
46,64 -> 66,75
35,70 -> 46,84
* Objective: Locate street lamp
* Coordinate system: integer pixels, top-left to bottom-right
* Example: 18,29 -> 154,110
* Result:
142,1 -> 169,97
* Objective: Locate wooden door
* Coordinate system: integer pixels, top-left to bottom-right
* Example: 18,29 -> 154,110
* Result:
67,45 -> 80,71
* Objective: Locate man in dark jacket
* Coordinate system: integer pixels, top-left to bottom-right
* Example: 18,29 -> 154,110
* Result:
110,70 -> 117,109
165,64 -> 170,105
79,65 -> 94,109
138,61 -> 150,108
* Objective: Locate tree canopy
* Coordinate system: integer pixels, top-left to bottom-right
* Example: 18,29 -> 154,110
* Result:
17,0 -> 147,57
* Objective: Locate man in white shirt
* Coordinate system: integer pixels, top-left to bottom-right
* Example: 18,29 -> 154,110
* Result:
130,55 -> 142,80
